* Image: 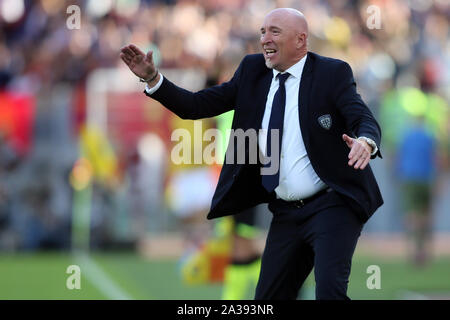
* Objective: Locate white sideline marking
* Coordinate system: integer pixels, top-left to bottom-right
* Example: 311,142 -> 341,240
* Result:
398,290 -> 430,300
75,252 -> 133,300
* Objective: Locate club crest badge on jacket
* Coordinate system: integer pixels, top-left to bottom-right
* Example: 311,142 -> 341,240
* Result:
318,114 -> 332,130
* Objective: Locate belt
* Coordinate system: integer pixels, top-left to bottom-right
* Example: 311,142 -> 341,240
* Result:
271,187 -> 332,209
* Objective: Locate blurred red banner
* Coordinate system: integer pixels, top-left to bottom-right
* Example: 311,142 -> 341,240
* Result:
0,91 -> 35,156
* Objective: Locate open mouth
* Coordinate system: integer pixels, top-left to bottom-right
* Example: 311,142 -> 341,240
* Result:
264,48 -> 277,58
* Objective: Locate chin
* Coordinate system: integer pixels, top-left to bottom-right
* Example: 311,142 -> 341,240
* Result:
265,59 -> 274,69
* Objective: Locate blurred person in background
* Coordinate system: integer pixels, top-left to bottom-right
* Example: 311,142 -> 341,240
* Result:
216,109 -> 262,300
221,207 -> 262,300
396,115 -> 437,267
165,116 -> 217,252
393,60 -> 447,267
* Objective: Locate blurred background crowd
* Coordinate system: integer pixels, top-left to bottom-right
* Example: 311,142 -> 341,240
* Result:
0,0 -> 449,272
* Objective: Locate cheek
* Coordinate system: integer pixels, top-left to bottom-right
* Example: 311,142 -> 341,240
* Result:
275,47 -> 284,59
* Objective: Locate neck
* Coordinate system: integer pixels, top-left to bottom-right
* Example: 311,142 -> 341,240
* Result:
274,52 -> 307,72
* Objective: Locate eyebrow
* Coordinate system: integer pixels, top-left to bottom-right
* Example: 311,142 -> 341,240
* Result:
260,26 -> 282,32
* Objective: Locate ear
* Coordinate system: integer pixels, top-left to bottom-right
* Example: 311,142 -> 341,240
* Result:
297,32 -> 306,48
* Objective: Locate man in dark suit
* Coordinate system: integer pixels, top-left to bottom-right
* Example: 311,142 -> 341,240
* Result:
120,8 -> 383,300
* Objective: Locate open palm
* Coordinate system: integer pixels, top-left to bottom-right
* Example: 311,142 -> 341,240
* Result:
120,44 -> 156,80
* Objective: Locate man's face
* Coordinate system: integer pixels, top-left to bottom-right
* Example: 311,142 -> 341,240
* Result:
260,12 -> 298,71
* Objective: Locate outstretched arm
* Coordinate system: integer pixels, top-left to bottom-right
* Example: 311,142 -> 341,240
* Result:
120,44 -> 243,120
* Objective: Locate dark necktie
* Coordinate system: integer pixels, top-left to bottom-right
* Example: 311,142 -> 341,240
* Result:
262,72 -> 290,193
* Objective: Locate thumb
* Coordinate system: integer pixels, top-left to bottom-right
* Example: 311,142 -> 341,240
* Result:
342,134 -> 353,148
144,50 -> 154,64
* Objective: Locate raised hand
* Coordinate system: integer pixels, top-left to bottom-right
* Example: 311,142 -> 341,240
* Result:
342,134 -> 372,170
120,44 -> 157,82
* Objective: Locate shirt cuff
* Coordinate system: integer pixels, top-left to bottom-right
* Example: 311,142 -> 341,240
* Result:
358,136 -> 378,156
144,73 -> 164,95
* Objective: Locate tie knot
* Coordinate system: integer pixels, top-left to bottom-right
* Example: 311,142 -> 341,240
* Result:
277,72 -> 290,85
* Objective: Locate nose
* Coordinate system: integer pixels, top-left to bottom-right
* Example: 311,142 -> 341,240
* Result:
261,33 -> 271,46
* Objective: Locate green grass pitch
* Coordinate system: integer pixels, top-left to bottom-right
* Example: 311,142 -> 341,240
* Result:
0,252 -> 449,300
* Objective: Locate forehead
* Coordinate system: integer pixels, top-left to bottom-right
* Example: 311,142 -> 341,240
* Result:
261,12 -> 287,29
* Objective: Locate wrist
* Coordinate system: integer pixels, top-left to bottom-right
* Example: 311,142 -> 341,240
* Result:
146,72 -> 161,87
357,136 -> 376,154
140,70 -> 159,84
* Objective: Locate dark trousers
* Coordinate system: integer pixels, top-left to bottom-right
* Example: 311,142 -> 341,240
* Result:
254,190 -> 363,300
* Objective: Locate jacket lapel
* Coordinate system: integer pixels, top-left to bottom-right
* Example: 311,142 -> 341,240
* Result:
298,52 -> 314,146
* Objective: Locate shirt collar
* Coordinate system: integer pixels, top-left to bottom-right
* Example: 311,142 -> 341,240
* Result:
272,54 -> 307,80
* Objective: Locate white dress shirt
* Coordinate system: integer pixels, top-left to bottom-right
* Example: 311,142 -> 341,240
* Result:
259,56 -> 328,201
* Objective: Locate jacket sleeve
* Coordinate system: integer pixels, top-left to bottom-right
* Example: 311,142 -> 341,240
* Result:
144,57 -> 245,120
332,61 -> 382,159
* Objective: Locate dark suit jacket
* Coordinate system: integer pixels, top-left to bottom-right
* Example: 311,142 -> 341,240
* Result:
146,52 -> 383,223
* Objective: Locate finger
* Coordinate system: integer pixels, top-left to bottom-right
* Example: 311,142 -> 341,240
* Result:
120,52 -> 130,61
353,156 -> 366,169
352,145 -> 365,163
348,143 -> 362,163
359,156 -> 370,170
342,134 -> 353,148
355,153 -> 370,169
120,46 -> 131,53
120,54 -> 131,65
144,50 -> 154,63
130,44 -> 145,56
354,145 -> 371,168
342,134 -> 352,142
348,145 -> 356,161
121,46 -> 136,57
120,54 -> 128,64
